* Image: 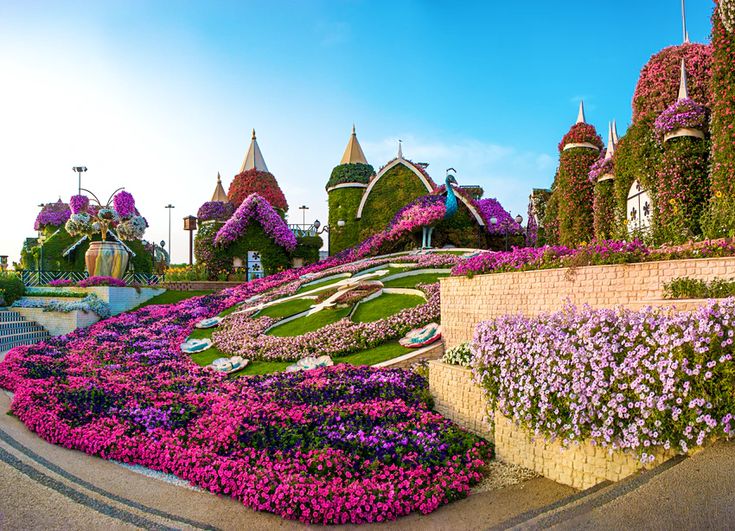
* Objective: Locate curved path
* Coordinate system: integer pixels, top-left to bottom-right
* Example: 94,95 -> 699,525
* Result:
0,389 -> 573,530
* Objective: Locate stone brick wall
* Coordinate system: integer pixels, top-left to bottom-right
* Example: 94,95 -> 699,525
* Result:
441,256 -> 735,348
428,361 -> 675,490
160,281 -> 243,291
14,307 -> 99,336
428,360 -> 492,439
493,413 -> 675,490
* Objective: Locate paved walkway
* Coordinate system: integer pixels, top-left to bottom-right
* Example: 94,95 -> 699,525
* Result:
0,390 -> 574,530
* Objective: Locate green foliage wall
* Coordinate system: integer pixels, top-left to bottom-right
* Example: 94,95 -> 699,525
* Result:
430,203 -> 486,249
705,6 -> 735,235
593,180 -> 617,241
612,118 -> 661,237
194,220 -> 292,279
556,147 -> 600,245
652,137 -> 711,243
543,180 -> 560,245
327,186 -> 364,255
358,163 -> 430,241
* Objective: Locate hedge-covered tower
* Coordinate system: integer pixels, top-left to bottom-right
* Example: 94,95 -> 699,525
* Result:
327,126 -> 374,254
550,102 -> 603,246
228,130 -> 289,214
592,122 -> 618,240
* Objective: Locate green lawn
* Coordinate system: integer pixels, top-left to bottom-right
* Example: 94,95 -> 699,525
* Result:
267,306 -> 352,336
351,293 -> 424,323
381,272 -> 450,288
296,275 -> 348,294
135,290 -> 214,309
256,297 -> 315,319
335,341 -> 413,366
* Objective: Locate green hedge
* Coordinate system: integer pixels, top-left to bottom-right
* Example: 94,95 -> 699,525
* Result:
358,163 -> 430,241
0,272 -> 25,305
326,163 -> 374,189
328,186 -> 364,254
556,147 -> 600,246
593,179 -> 617,241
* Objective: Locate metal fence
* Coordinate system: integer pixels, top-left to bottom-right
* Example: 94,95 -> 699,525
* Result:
20,270 -> 164,287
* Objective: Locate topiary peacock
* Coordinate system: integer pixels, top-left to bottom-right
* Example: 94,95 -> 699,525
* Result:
422,170 -> 458,248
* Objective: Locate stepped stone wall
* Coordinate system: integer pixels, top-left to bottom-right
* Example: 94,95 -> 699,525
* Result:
440,256 -> 735,348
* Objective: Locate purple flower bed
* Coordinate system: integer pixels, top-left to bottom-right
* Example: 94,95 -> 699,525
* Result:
48,279 -> 74,287
471,301 -> 735,460
474,198 -> 521,235
215,193 -> 297,251
78,276 -> 127,288
654,98 -> 709,137
0,253 -> 488,524
197,201 -> 235,222
452,240 -> 650,276
35,201 -> 71,230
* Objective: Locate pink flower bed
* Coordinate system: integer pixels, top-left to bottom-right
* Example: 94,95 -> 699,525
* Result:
215,193 -> 297,251
78,276 -> 127,287
0,252 -> 487,524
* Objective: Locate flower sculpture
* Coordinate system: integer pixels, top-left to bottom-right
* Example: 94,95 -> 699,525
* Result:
227,168 -> 289,212
588,156 -> 614,183
34,200 -> 71,231
65,190 -> 147,242
214,193 -> 297,251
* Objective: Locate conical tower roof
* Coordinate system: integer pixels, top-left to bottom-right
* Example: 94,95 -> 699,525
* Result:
340,125 -> 368,165
604,122 -> 616,160
576,100 -> 586,124
677,57 -> 689,101
211,172 -> 228,202
240,129 -> 269,173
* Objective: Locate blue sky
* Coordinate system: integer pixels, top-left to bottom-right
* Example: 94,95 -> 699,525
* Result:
0,0 -> 714,263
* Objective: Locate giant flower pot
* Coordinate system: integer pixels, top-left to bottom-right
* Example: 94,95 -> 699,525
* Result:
85,241 -> 129,278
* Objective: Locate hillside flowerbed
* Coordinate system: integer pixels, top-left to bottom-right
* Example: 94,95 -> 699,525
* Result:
0,252 -> 487,524
471,301 -> 735,461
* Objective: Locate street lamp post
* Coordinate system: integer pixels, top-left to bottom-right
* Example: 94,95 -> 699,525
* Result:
165,204 -> 175,264
72,166 -> 87,195
299,205 -> 309,228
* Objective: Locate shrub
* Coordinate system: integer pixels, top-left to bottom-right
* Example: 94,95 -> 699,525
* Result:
663,276 -> 735,299
164,264 -> 208,282
0,273 -> 25,305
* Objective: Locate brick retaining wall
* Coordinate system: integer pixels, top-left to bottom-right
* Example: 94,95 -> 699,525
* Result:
428,361 -> 675,490
160,281 -> 244,291
440,256 -> 735,348
428,360 -> 492,439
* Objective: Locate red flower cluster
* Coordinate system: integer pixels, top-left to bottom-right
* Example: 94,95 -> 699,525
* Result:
228,169 -> 289,212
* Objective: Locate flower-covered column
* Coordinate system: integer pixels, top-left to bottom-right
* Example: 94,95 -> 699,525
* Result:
704,1 -> 735,236
552,103 -> 603,246
652,61 -> 710,242
592,123 -> 618,240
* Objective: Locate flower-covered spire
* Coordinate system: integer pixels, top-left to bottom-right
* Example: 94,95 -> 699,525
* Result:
576,100 -> 586,124
340,124 -> 368,165
211,172 -> 228,202
240,129 -> 269,173
605,122 -> 616,160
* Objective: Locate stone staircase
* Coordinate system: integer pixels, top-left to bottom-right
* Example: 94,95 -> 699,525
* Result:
0,308 -> 51,353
